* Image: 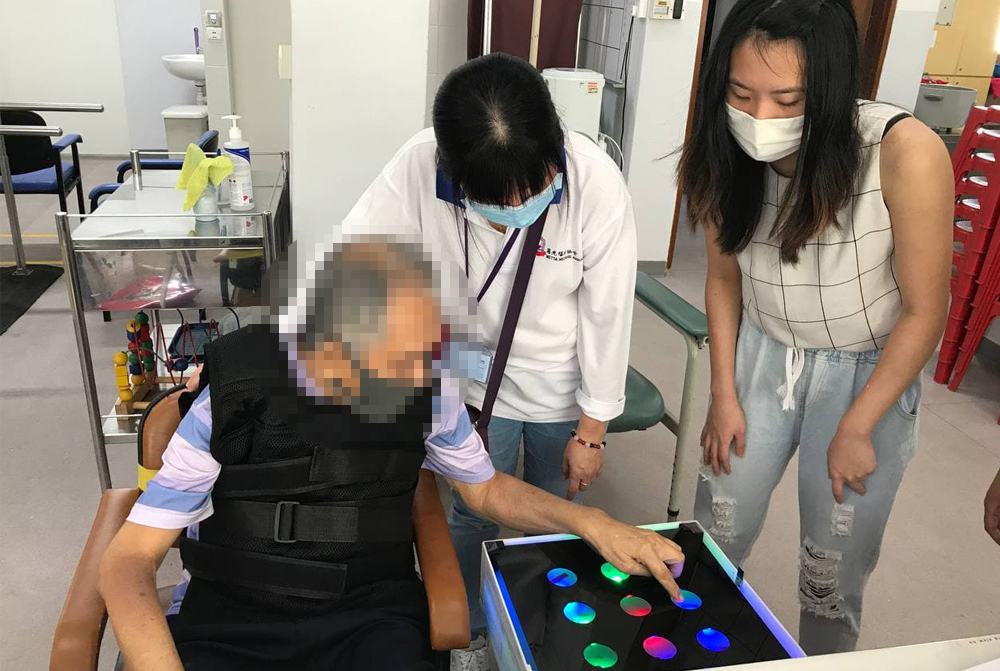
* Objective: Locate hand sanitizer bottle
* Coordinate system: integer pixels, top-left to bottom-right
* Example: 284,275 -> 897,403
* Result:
222,115 -> 254,213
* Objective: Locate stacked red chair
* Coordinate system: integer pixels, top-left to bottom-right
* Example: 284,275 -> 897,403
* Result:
947,228 -> 1000,402
934,106 -> 1000,389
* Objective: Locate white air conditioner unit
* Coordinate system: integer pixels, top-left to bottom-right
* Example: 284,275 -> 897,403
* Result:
542,68 -> 605,143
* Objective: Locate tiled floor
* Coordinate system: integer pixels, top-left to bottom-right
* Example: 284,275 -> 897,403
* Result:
0,183 -> 998,669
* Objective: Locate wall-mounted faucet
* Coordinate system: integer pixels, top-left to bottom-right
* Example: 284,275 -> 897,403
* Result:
194,27 -> 202,54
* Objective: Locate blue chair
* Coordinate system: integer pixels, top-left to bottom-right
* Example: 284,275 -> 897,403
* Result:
88,130 -> 220,212
0,110 -> 86,213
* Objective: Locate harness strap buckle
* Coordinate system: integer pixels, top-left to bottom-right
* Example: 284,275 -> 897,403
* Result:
273,500 -> 298,543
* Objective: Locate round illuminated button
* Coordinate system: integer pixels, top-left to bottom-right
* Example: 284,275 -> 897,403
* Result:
583,643 -> 618,668
547,568 -> 578,588
672,589 -> 702,610
600,562 -> 629,583
643,636 -> 678,660
620,595 -> 652,617
697,627 -> 730,652
563,602 -> 596,625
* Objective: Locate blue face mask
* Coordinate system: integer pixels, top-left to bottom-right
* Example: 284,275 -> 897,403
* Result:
464,173 -> 563,229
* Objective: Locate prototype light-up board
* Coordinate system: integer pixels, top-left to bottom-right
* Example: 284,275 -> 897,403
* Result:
482,521 -> 805,670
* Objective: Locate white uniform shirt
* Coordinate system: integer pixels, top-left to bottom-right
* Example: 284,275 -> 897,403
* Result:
343,128 -> 637,423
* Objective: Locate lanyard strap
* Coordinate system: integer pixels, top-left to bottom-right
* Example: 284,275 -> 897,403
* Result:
464,217 -> 522,303
474,207 -> 548,450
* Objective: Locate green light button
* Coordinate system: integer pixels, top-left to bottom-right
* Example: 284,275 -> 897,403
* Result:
563,602 -> 596,625
600,562 -> 629,583
583,643 -> 618,668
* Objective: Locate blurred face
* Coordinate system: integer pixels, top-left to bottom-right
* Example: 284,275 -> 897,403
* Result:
301,286 -> 441,402
727,38 -> 806,120
362,286 -> 441,387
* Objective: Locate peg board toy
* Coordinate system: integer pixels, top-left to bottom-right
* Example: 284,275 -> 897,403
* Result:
112,311 -> 219,427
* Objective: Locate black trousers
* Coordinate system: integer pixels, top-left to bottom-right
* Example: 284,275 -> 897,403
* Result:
167,578 -> 435,671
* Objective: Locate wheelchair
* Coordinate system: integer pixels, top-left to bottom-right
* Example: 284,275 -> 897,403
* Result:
49,386 -> 471,670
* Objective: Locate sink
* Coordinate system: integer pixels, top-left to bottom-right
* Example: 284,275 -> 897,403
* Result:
162,54 -> 205,83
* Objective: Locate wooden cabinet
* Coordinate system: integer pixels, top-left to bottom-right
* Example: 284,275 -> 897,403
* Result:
925,0 -> 1000,80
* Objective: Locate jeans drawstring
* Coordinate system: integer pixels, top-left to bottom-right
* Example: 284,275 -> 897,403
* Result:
777,347 -> 805,412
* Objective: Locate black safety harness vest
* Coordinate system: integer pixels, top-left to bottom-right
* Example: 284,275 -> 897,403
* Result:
179,325 -> 432,606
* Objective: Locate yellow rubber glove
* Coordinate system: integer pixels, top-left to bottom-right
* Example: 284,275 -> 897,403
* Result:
175,144 -> 234,211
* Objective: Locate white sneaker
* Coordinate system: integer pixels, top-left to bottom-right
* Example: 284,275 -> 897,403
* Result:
450,634 -> 487,671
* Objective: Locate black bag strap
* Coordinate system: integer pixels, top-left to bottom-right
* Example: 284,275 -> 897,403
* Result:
179,537 -> 415,600
213,448 -> 425,496
474,208 -> 548,450
209,494 -> 414,544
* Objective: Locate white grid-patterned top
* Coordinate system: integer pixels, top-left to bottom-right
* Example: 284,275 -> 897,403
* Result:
737,102 -> 910,352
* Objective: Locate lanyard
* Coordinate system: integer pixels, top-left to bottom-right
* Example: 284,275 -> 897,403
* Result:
464,216 -> 522,303
472,207 -> 549,450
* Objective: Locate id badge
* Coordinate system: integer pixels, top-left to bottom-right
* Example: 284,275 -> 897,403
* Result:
475,347 -> 493,384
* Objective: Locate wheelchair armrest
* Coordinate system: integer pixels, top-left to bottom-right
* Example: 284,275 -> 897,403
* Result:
49,488 -> 141,671
412,469 -> 470,652
635,271 -> 709,343
52,134 -> 83,153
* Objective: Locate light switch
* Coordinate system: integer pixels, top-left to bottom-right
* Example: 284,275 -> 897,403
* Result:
278,44 -> 293,80
207,27 -> 223,41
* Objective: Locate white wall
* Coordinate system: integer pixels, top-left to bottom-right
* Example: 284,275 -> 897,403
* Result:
227,0 -> 291,153
114,0 -> 202,149
0,0 -> 130,155
877,0 -> 939,110
427,0 -> 468,125
290,0 -> 430,248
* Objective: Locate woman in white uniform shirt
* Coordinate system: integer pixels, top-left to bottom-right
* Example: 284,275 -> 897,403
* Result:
344,53 -> 637,660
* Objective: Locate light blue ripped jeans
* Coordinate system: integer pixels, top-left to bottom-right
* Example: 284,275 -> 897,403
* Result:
695,321 -> 921,655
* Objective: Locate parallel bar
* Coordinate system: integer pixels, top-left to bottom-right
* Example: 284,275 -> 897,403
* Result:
0,134 -> 28,272
56,211 -> 112,491
74,245 -> 264,254
130,149 -> 142,190
0,102 -> 104,113
0,124 -> 63,137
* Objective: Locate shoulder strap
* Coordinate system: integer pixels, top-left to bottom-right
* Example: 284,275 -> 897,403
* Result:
474,208 -> 548,449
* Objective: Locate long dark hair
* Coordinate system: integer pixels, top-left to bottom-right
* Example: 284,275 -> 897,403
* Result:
678,0 -> 862,263
432,53 -> 566,207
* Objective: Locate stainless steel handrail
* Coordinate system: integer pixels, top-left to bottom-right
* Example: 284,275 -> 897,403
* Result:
129,149 -> 287,191
0,125 -> 63,137
1,102 -> 103,272
0,102 -> 104,113
1,124 -> 65,272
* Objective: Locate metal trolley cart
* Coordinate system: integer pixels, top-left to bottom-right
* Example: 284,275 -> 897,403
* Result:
57,150 -> 290,490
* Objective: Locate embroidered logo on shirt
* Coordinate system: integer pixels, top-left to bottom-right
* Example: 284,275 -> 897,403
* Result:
541,244 -> 583,262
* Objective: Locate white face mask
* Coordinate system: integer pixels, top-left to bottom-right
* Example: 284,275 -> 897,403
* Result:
726,103 -> 804,163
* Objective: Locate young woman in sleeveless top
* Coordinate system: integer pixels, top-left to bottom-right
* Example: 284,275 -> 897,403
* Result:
678,0 -> 953,654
